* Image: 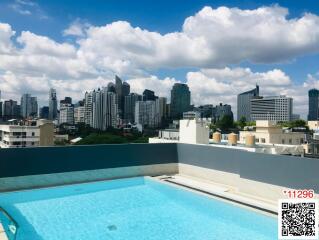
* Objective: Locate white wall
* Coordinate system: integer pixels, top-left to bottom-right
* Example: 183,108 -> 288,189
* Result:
179,119 -> 209,144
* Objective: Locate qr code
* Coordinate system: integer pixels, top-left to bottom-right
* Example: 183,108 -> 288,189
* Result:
279,199 -> 318,239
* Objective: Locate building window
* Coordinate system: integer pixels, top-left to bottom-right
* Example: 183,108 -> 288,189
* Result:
32,132 -> 35,136
261,138 -> 266,143
300,138 -> 304,144
282,139 -> 285,144
289,139 -> 292,144
256,138 -> 259,143
31,142 -> 34,145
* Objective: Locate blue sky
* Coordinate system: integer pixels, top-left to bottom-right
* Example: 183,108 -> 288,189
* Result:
0,0 -> 319,117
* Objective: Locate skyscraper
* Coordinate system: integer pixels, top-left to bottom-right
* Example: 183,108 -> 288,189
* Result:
31,97 -> 38,117
308,89 -> 319,121
170,83 -> 191,120
3,100 -> 18,120
237,85 -> 259,121
20,94 -> 38,118
114,75 -> 130,119
124,93 -> 142,124
158,97 -> 167,126
92,88 -> 118,130
48,88 -> 58,120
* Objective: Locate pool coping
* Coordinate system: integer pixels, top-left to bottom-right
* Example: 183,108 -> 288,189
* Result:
149,175 -> 278,217
0,223 -> 8,240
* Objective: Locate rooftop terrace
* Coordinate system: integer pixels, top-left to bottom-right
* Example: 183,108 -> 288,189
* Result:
0,143 -> 318,239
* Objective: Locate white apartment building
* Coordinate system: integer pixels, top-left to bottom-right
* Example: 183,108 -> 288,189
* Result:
250,96 -> 293,122
59,103 -> 74,125
239,120 -> 304,145
74,106 -> 85,124
0,119 -> 54,148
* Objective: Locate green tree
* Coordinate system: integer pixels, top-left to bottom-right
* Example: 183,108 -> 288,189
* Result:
216,115 -> 234,132
237,116 -> 247,129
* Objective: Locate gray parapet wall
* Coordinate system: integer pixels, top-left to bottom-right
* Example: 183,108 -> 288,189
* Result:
0,143 -> 318,197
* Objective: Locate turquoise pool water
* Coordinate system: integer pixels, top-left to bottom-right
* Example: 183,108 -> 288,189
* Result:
0,177 -> 277,240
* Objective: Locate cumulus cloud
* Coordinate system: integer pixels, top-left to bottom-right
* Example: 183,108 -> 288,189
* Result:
185,67 -> 309,118
63,19 -> 91,37
76,5 -> 319,70
1,5 -> 319,118
0,23 -> 15,54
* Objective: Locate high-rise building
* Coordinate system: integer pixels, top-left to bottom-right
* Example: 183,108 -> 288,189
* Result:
92,88 -> 118,130
59,97 -> 74,125
135,100 -> 160,128
114,76 -> 130,119
20,94 -> 38,118
308,89 -> 319,121
158,97 -> 167,125
3,100 -> 19,120
142,89 -> 156,101
170,83 -> 191,120
31,97 -> 38,117
48,88 -> 58,120
124,93 -> 142,124
250,96 -> 293,122
39,106 -> 49,119
84,91 -> 94,126
107,82 -> 116,93
237,85 -> 259,121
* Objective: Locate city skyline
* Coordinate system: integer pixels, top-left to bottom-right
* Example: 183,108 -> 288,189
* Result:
1,1 -> 319,118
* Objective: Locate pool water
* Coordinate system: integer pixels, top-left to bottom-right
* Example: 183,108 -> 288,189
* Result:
0,177 -> 277,240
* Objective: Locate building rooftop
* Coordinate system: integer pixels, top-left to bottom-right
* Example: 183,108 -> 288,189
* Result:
0,143 -> 318,239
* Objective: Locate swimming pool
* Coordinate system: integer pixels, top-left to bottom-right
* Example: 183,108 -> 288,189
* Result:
0,177 -> 277,240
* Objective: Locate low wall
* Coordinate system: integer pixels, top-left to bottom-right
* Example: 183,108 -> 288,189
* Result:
177,144 -> 319,200
1,143 -> 318,199
0,143 -> 178,191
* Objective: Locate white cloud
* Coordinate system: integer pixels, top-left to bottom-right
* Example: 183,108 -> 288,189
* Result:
63,19 -> 91,37
0,23 -> 15,54
0,5 -> 319,119
76,5 -> 319,70
127,76 -> 178,99
185,67 -> 309,118
8,0 -> 48,19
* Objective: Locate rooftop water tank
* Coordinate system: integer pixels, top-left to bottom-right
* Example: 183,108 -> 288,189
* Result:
245,134 -> 255,147
213,132 -> 221,143
228,133 -> 237,146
